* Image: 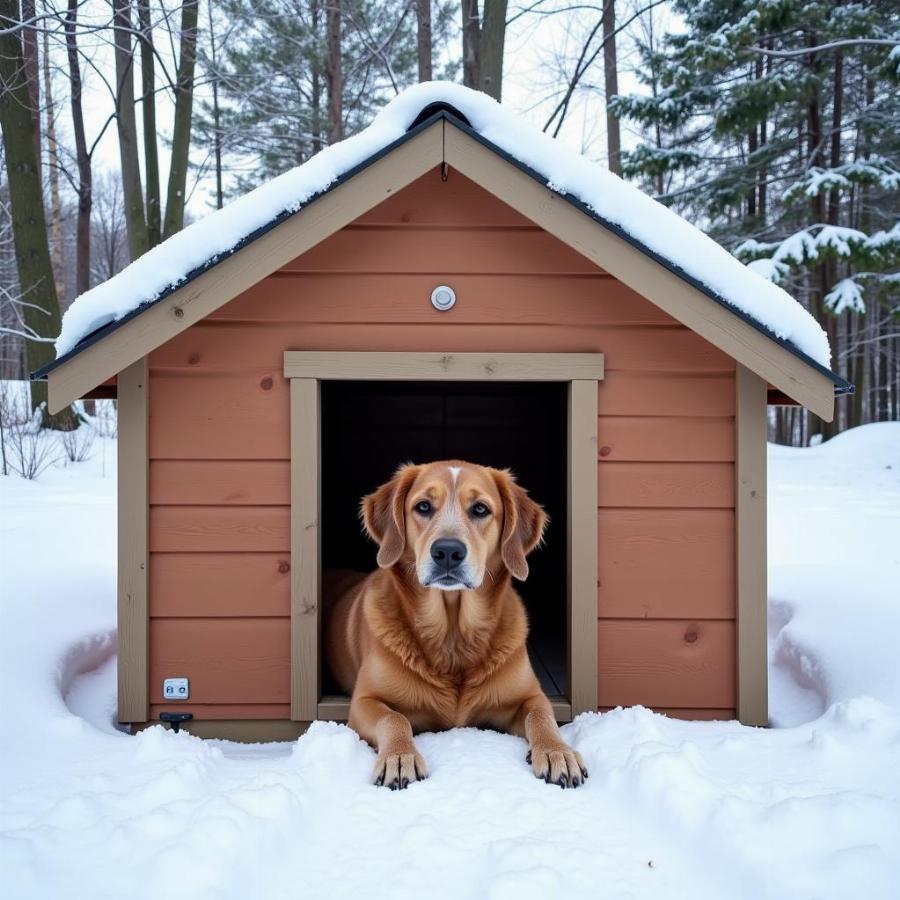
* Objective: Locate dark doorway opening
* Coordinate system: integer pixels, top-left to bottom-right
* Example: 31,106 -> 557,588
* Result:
321,380 -> 569,698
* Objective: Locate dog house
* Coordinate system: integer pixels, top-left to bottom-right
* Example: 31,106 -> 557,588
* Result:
34,85 -> 851,740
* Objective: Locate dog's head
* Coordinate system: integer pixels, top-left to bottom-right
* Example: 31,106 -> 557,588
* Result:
361,461 -> 547,590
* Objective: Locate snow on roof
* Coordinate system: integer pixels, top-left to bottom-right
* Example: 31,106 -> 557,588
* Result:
54,82 -> 832,368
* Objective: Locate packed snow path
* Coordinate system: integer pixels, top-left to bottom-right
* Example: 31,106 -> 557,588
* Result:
2,422 -> 899,900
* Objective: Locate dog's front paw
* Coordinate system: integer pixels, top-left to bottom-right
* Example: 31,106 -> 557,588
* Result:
373,748 -> 428,790
526,743 -> 588,788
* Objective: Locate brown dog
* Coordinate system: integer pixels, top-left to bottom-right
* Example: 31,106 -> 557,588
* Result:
324,460 -> 588,790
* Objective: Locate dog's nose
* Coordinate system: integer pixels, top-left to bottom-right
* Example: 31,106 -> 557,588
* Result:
430,538 -> 467,568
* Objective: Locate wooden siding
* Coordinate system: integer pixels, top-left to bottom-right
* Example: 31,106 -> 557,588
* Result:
147,168 -> 736,721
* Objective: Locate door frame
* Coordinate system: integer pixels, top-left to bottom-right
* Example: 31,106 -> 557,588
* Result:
283,351 -> 604,722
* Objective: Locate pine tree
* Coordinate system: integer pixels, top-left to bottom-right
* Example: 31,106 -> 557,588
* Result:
613,0 -> 900,439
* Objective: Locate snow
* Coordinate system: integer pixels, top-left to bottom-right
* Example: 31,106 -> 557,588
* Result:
53,82 -> 831,368
2,408 -> 899,899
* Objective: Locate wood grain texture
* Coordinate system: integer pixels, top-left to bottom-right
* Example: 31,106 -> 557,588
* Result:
736,365 -> 768,726
284,350 -> 604,381
599,373 -> 735,417
150,460 -> 290,505
598,509 -> 734,619
283,226 -> 603,275
149,553 -> 291,617
598,462 -> 734,508
149,703 -> 291,719
149,618 -> 290,704
290,377 -> 321,720
149,373 -> 290,459
117,358 -> 149,723
355,167 -> 534,227
597,417 -> 734,462
210,273 -> 663,325
569,379 -> 599,716
150,323 -> 731,374
597,619 -> 736,708
150,506 -> 290,552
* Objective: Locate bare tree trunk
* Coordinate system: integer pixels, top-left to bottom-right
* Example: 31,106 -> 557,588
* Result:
311,0 -> 323,153
42,22 -> 63,296
112,0 -> 149,261
326,0 -> 343,143
206,0 -> 224,207
64,0 -> 92,296
416,0 -> 432,82
162,0 -> 199,239
137,1 -> 161,247
20,0 -> 40,181
479,0 -> 506,100
461,0 -> 480,89
601,0 -> 621,175
0,0 -> 77,428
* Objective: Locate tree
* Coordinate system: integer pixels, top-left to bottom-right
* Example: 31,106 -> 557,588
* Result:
327,0 -> 343,142
193,0 -> 455,195
113,0 -> 200,257
416,0 -> 432,81
613,0 -> 900,441
64,0 -> 93,295
112,0 -> 149,261
602,0 -> 620,175
461,0 -> 507,100
0,1 -> 77,428
163,0 -> 199,238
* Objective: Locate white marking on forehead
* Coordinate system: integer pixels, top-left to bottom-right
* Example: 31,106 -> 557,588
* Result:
449,466 -> 462,484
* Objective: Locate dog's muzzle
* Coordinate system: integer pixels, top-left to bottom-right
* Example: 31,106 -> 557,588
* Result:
425,538 -> 473,589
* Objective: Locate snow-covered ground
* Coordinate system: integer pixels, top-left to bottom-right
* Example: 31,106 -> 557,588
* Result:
1,413 -> 898,900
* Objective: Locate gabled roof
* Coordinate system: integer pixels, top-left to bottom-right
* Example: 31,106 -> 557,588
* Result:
34,83 -> 851,419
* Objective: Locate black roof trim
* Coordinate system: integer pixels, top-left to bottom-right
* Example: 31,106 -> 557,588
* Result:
408,101 -> 471,131
32,107 -> 853,397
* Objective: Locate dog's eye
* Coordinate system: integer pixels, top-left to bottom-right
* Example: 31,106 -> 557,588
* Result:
470,502 -> 490,518
414,500 -> 433,516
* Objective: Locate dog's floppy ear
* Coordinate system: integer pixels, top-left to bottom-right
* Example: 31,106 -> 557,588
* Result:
493,469 -> 547,581
361,464 -> 421,568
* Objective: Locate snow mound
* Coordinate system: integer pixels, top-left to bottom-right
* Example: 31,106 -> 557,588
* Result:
53,82 -> 831,367
3,419 -> 900,898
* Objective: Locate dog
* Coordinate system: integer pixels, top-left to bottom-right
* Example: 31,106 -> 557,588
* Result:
324,460 -> 588,790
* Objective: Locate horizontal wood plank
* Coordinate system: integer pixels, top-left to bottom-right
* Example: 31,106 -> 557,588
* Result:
283,351 -> 604,381
598,619 -> 735,708
150,323 -> 732,374
281,226 -> 603,275
150,461 -> 290,505
149,618 -> 290,704
150,374 -> 290,459
150,507 -> 290,552
598,509 -> 734,619
597,417 -> 734,462
149,703 -> 291,720
150,553 -> 291,617
353,168 -> 534,227
209,273 -> 669,326
600,373 -> 735,417
598,462 -> 734,508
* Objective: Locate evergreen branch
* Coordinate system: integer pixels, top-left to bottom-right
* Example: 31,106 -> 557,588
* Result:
746,38 -> 900,59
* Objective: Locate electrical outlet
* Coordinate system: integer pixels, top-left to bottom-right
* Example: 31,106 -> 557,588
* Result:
163,677 -> 189,701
